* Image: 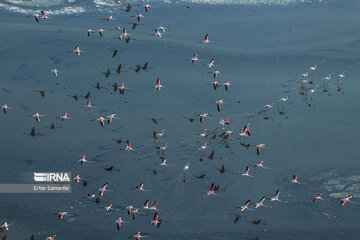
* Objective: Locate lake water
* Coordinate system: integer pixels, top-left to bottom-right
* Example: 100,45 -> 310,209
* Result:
0,0 -> 359,239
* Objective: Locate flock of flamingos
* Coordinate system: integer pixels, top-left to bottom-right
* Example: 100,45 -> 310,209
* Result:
0,1 -> 353,240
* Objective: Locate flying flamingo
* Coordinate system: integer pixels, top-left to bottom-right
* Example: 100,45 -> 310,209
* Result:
207,183 -> 216,196
239,124 -> 251,137
46,236 -> 56,240
106,113 -> 117,124
212,81 -> 219,90
67,45 -> 84,56
73,174 -> 83,182
254,197 -> 268,208
339,195 -> 356,206
184,163 -> 190,171
58,212 -> 68,220
223,81 -> 230,91
154,29 -> 162,38
0,221 -> 14,231
99,183 -> 112,196
202,34 -> 210,43
208,70 -> 220,78
290,175 -> 305,184
1,104 -> 10,114
115,217 -> 128,230
99,28 -> 104,37
238,200 -> 252,211
133,232 -> 147,240
253,161 -> 271,169
87,29 -> 94,36
206,59 -> 218,68
191,53 -> 199,63
90,116 -> 105,127
50,69 -> 59,77
125,140 -> 135,151
144,4 -> 151,12
136,182 -> 150,191
82,101 -> 95,108
313,193 -> 324,202
155,78 -> 164,90
256,144 -> 268,155
31,112 -> 45,122
40,11 -> 48,19
76,155 -> 94,165
215,99 -> 224,112
58,113 -> 70,121
200,113 -> 210,122
150,201 -> 158,210
241,166 -> 253,177
218,118 -> 230,125
269,189 -> 288,203
150,212 -> 160,226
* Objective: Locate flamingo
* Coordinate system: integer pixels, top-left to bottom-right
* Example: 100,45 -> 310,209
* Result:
339,195 -> 355,206
115,217 -> 128,230
1,104 -> 10,114
223,81 -> 230,91
269,189 -> 288,203
155,78 -> 164,90
191,53 -> 199,63
239,200 -> 252,211
58,113 -> 70,121
218,118 -> 230,125
290,175 -> 305,184
202,34 -> 210,43
87,29 -> 94,36
99,183 -> 111,196
313,193 -> 323,202
215,99 -> 224,112
144,4 -> 151,12
254,197 -> 268,208
323,74 -> 331,81
50,69 -> 59,77
90,116 -> 105,127
32,112 -> 45,122
338,71 -> 346,80
208,70 -> 220,78
239,124 -> 251,137
184,163 -> 190,171
256,144 -> 267,155
67,45 -> 83,56
99,28 -> 104,37
58,212 -> 68,220
207,183 -> 216,196
199,142 -> 207,151
133,232 -> 147,240
150,212 -> 160,226
155,129 -> 165,139
241,166 -> 253,177
106,113 -> 117,124
154,29 -> 162,38
200,113 -> 210,122
199,129 -> 207,138
0,221 -> 14,231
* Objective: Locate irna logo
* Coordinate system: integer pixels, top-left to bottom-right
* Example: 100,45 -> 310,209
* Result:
34,172 -> 71,182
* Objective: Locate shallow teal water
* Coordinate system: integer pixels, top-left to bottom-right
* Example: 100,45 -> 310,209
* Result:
0,0 -> 360,239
